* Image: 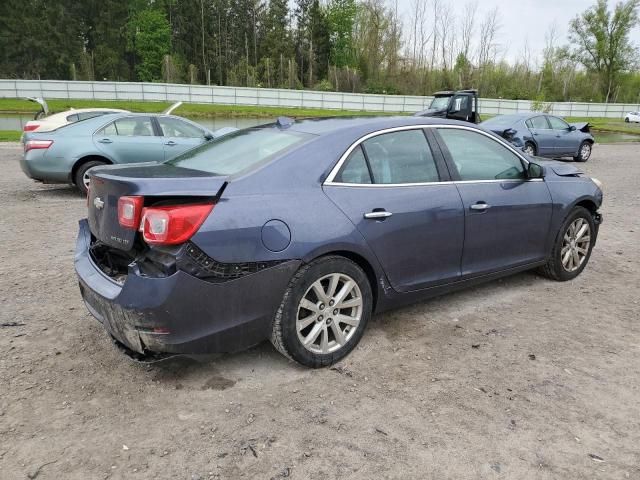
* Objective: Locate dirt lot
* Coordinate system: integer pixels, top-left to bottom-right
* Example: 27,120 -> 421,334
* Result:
1,143 -> 639,479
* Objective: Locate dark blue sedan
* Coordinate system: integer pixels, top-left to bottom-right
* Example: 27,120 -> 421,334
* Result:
75,116 -> 603,367
481,113 -> 595,162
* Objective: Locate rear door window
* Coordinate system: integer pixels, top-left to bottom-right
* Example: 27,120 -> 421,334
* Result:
334,146 -> 372,184
362,129 -> 439,184
98,117 -> 154,136
527,116 -> 549,129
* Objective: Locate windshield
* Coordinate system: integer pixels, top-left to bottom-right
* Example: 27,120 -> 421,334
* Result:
429,97 -> 450,110
166,127 -> 314,175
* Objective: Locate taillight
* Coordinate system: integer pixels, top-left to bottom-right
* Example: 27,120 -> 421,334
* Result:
118,196 -> 144,229
140,203 -> 214,245
24,140 -> 53,152
23,124 -> 39,132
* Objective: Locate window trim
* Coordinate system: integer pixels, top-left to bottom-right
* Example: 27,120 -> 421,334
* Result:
324,124 -> 534,187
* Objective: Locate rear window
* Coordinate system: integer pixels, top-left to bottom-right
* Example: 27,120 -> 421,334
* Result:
166,127 -> 313,175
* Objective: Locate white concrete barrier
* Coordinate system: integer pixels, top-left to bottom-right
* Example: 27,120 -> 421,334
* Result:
1,79 -> 638,118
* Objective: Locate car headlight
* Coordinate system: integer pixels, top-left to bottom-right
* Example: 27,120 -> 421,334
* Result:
591,177 -> 603,191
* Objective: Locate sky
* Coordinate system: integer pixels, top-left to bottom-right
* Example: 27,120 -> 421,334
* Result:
394,0 -> 640,65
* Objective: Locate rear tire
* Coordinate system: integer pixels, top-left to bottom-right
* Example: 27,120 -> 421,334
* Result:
74,160 -> 106,195
523,142 -> 536,156
538,206 -> 595,282
574,141 -> 592,162
270,256 -> 372,368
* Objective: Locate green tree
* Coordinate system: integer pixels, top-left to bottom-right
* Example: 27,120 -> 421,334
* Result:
327,0 -> 357,68
128,9 -> 171,81
568,0 -> 640,102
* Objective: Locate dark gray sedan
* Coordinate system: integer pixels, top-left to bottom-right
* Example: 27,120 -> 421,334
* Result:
481,113 -> 595,162
75,116 -> 603,368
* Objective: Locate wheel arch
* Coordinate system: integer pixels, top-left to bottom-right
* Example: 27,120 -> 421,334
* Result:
307,250 -> 381,312
574,198 -> 598,215
70,155 -> 112,184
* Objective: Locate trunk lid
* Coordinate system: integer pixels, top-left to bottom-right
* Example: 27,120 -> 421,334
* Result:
87,163 -> 227,251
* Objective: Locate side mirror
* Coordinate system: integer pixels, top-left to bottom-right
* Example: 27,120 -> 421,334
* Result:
204,132 -> 214,141
528,162 -> 544,179
569,125 -> 576,132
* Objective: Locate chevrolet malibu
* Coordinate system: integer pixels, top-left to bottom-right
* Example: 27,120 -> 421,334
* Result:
75,117 -> 603,368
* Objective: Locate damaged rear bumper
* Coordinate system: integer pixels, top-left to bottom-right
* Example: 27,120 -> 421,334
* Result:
74,219 -> 300,356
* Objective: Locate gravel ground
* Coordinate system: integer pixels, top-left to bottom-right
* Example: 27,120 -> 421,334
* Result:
1,143 -> 639,480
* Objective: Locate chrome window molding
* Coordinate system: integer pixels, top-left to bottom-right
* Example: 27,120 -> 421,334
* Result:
324,124 -> 532,187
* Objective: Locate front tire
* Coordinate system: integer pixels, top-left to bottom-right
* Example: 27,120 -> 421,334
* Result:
74,160 -> 107,195
624,117 -> 630,123
270,256 -> 373,368
539,206 -> 595,282
574,141 -> 592,162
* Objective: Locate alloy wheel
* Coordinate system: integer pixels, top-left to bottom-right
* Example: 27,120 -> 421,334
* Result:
523,144 -> 535,156
296,273 -> 362,354
561,218 -> 591,272
580,143 -> 591,160
83,172 -> 91,190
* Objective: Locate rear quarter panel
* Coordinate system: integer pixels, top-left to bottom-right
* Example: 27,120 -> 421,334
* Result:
189,133 -> 389,293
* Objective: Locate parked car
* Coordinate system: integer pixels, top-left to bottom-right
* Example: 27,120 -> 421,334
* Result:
624,111 -> 640,123
75,116 -> 603,368
22,108 -> 129,133
20,113 -> 226,194
481,113 -> 595,162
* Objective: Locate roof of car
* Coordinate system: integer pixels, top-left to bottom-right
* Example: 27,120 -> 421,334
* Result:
286,116 -> 468,135
44,108 -> 128,119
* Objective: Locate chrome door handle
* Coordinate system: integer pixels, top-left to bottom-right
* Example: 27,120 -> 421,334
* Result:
470,203 -> 491,211
97,138 -> 112,144
364,211 -> 393,219
165,141 -> 177,146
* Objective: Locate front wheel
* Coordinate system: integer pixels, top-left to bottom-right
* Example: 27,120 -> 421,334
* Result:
574,141 -> 592,162
270,256 -> 372,368
538,206 -> 595,281
624,117 -> 630,123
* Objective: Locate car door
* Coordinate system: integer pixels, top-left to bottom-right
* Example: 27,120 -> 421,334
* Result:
323,128 -> 465,292
156,116 -> 208,160
546,115 -> 577,155
525,115 -> 555,156
447,93 -> 473,122
94,116 -> 165,164
433,127 -> 552,278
